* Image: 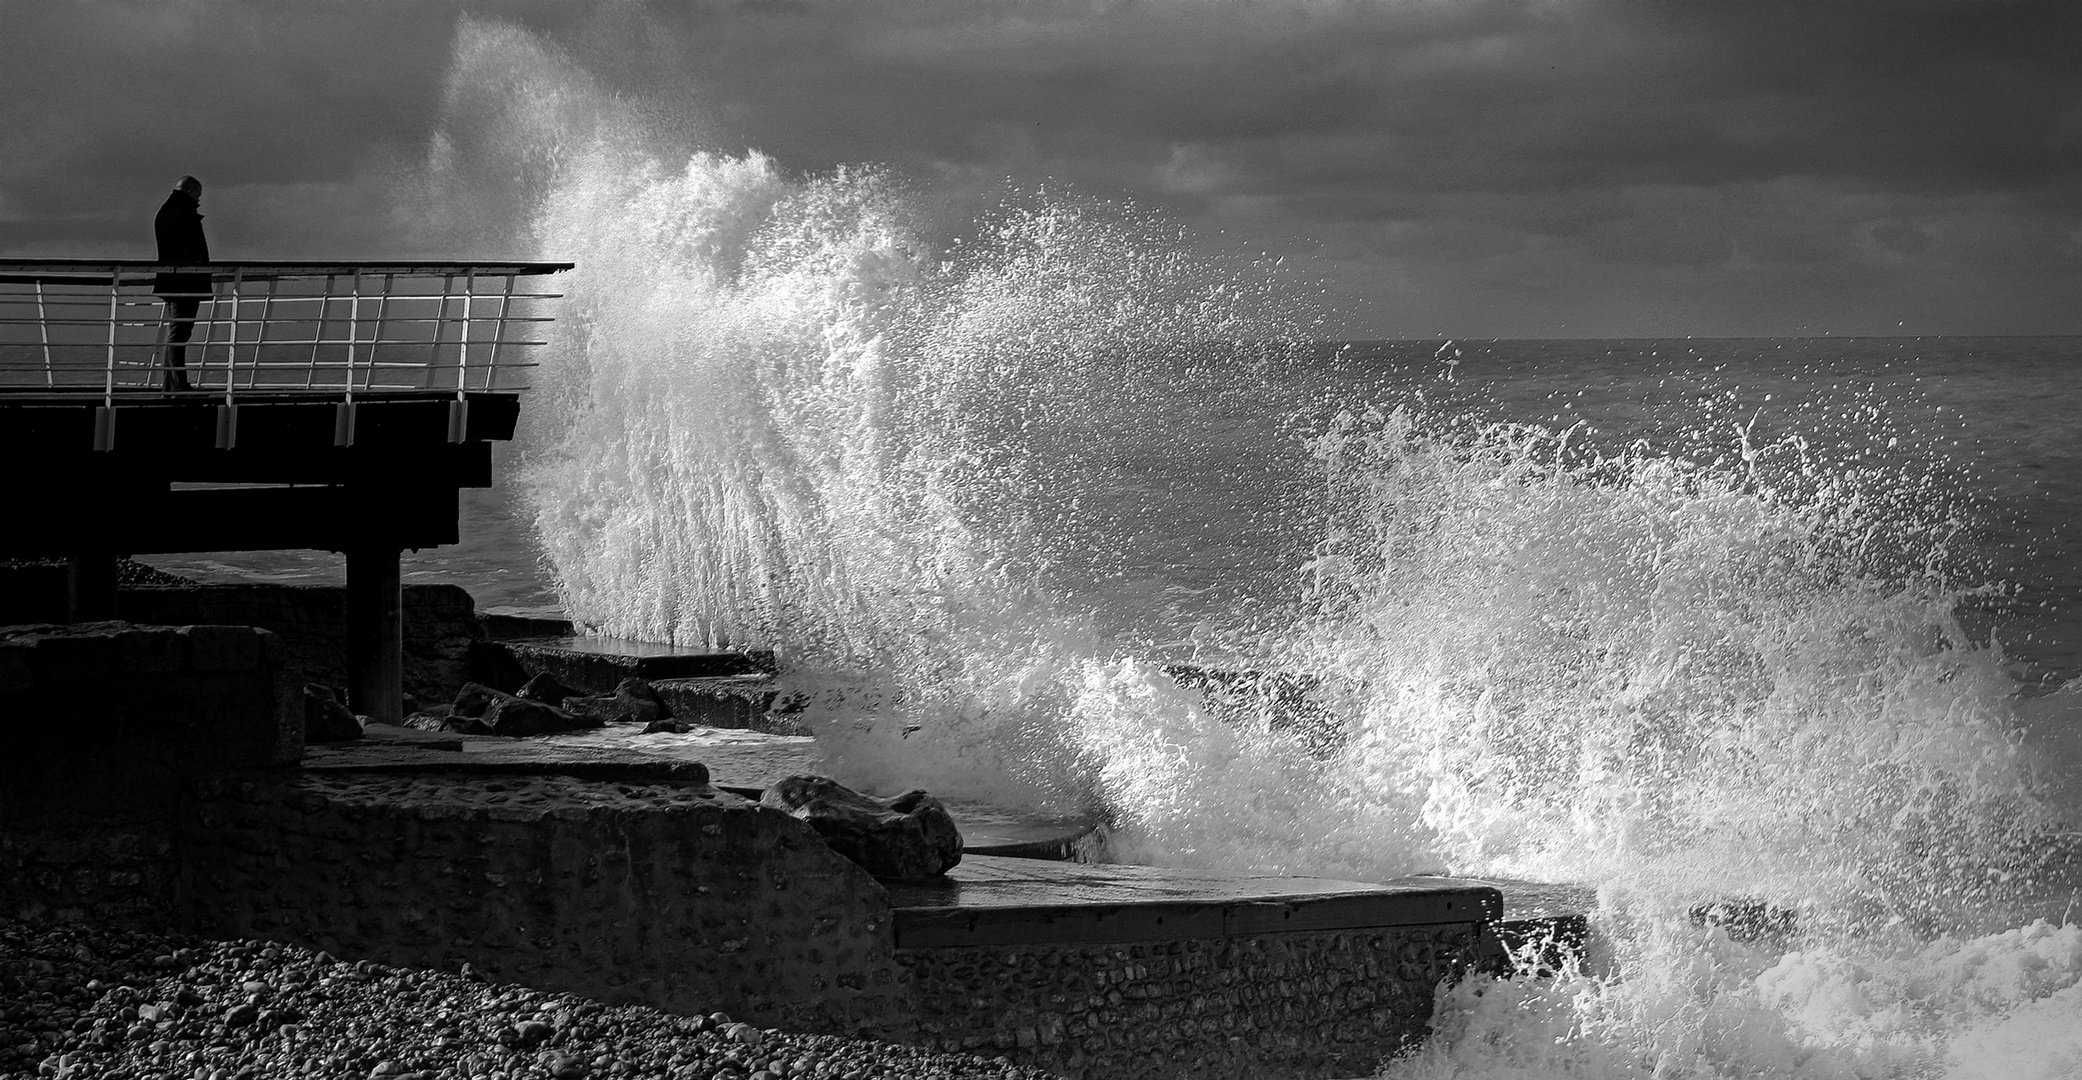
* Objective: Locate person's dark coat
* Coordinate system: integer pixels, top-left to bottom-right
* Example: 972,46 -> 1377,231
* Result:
153,189 -> 210,299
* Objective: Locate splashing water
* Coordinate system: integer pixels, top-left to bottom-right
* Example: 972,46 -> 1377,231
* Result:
513,90 -> 1309,807
432,19 -> 2082,1080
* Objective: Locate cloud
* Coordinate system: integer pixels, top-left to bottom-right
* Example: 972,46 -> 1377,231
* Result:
2,0 -> 2076,334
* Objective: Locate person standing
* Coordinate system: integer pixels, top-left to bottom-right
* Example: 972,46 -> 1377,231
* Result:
153,175 -> 209,392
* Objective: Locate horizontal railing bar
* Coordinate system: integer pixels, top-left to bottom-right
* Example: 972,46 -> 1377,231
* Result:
0,296 -> 559,306
0,260 -> 571,278
0,317 -> 555,331
0,294 -> 565,305
0,361 -> 545,371
0,386 -> 536,396
0,361 -> 544,371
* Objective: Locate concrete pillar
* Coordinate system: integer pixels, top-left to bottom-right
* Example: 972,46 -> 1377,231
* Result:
66,553 -> 118,623
345,546 -> 403,724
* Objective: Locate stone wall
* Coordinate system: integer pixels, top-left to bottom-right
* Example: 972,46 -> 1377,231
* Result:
118,583 -> 485,704
180,770 -> 911,1037
897,925 -> 1484,1080
0,622 -> 298,924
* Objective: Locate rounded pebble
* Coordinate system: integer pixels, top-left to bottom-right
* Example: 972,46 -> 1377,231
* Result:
0,918 -> 1053,1080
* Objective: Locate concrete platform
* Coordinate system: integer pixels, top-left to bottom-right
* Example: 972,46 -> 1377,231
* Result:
311,725 -> 1101,857
886,855 -> 1501,948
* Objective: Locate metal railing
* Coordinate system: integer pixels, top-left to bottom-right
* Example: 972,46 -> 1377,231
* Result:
0,261 -> 571,408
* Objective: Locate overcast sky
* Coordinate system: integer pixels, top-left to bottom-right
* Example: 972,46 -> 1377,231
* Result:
3,0 -> 2077,338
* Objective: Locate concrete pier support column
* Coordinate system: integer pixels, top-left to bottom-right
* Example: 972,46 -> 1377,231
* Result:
345,546 -> 403,724
66,553 -> 118,623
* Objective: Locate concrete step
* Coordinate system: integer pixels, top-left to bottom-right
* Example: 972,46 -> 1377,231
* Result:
884,854 -> 1503,947
650,674 -> 798,735
499,635 -> 775,687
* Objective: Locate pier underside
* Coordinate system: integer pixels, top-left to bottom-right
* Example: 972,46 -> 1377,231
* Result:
2,392 -> 522,723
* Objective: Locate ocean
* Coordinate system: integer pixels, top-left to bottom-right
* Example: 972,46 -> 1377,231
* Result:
146,49 -> 2082,1077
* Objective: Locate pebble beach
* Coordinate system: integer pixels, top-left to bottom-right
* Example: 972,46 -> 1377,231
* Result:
0,919 -> 1054,1080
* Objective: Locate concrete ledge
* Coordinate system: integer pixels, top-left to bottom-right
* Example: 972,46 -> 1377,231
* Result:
889,856 -> 1501,948
500,636 -> 773,687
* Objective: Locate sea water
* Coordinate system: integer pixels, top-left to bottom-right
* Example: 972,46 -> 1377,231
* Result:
151,21 -> 2082,1078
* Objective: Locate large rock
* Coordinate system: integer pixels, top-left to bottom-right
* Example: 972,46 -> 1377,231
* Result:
516,671 -> 584,706
760,775 -> 962,881
566,677 -> 671,726
439,681 -> 598,737
452,682 -> 503,720
302,684 -> 363,742
400,704 -> 455,733
478,694 -> 596,736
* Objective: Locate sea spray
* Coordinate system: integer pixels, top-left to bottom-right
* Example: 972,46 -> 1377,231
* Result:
1275,404 -> 2056,912
519,126 -> 1311,807
427,19 -> 2082,1076
1295,406 -> 2081,1079
1381,903 -> 2082,1078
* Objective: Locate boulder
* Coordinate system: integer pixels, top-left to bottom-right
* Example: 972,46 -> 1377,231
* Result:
760,775 -> 962,881
444,681 -> 597,736
452,682 -> 503,719
401,704 -> 456,733
303,684 -> 363,742
644,718 -> 694,734
516,671 -> 584,707
566,677 -> 671,726
478,694 -> 596,737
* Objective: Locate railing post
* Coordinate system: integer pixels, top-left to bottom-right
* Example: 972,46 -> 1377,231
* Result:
363,272 -> 394,392
95,269 -> 118,452
305,274 -> 334,389
458,268 -> 474,394
216,267 -> 242,449
484,272 -> 516,392
246,276 -> 277,392
335,271 -> 360,447
196,272 -> 221,389
448,270 -> 473,443
34,280 -> 53,388
428,272 -> 454,391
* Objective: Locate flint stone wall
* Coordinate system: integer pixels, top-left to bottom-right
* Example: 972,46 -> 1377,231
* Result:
180,771 -> 910,1037
0,622 -> 297,924
896,926 -> 1483,1080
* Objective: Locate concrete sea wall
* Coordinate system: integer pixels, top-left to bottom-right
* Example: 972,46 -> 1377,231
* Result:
179,768 -> 1487,1077
181,770 -> 910,1037
0,619 -> 1500,1079
899,927 -> 1483,1079
0,622 -> 298,924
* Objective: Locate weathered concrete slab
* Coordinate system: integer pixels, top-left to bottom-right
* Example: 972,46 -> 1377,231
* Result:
651,674 -> 798,734
302,728 -> 1101,858
499,635 -> 773,690
1444,875 -> 1598,922
886,855 -> 1503,948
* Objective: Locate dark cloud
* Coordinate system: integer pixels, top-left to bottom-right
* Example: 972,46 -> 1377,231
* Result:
2,0 -> 2076,335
